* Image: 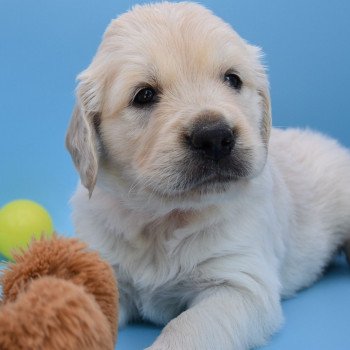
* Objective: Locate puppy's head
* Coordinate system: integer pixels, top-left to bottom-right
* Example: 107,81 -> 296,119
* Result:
66,2 -> 271,199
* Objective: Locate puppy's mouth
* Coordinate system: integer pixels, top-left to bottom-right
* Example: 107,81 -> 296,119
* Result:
183,172 -> 239,193
135,146 -> 256,199
179,151 -> 252,190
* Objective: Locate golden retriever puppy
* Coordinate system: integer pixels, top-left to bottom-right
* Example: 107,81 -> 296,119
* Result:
66,2 -> 350,349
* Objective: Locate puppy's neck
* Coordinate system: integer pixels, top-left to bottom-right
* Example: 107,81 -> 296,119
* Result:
131,205 -> 219,244
91,182 -> 219,241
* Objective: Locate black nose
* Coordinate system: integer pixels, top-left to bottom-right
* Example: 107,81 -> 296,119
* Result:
189,121 -> 235,161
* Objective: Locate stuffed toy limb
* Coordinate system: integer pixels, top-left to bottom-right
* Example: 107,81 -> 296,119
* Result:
0,236 -> 119,350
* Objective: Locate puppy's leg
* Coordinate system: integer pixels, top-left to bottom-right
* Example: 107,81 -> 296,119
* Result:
146,284 -> 283,350
343,240 -> 350,265
118,288 -> 140,327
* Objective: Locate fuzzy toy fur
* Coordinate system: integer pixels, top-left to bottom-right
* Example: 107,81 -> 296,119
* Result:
0,237 -> 118,350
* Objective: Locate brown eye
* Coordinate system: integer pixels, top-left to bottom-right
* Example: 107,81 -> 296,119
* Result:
224,72 -> 242,91
133,87 -> 157,106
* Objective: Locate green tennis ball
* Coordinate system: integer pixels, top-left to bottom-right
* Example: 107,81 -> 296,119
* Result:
0,200 -> 54,260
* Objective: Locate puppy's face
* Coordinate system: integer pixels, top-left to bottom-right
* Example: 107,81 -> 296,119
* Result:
66,2 -> 271,199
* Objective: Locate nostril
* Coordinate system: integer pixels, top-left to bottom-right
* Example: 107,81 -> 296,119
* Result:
222,137 -> 234,148
189,122 -> 235,161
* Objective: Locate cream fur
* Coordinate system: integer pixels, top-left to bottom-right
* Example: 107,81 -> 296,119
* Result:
66,2 -> 350,349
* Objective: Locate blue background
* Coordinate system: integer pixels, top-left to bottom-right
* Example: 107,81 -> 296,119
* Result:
1,1 -> 350,349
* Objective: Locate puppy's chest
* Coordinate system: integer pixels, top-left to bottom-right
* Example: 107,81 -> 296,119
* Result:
118,208 -> 217,279
116,236 -> 202,323
119,221 -> 206,286
115,212 -> 224,322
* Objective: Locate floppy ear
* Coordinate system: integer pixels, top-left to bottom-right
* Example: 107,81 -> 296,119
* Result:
247,44 -> 272,146
258,87 -> 272,146
66,82 -> 100,197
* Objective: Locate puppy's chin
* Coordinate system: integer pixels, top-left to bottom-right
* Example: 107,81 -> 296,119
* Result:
142,173 -> 244,201
141,152 -> 266,199
168,175 -> 239,197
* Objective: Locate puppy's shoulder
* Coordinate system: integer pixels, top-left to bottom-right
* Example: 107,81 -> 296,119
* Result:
270,127 -> 349,161
269,127 -> 350,191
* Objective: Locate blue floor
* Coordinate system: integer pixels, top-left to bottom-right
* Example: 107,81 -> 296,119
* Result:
1,1 -> 350,349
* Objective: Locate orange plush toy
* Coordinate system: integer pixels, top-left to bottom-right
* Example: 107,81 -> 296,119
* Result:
0,236 -> 119,350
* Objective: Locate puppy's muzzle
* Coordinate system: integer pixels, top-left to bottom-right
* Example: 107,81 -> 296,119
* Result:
189,120 -> 235,161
